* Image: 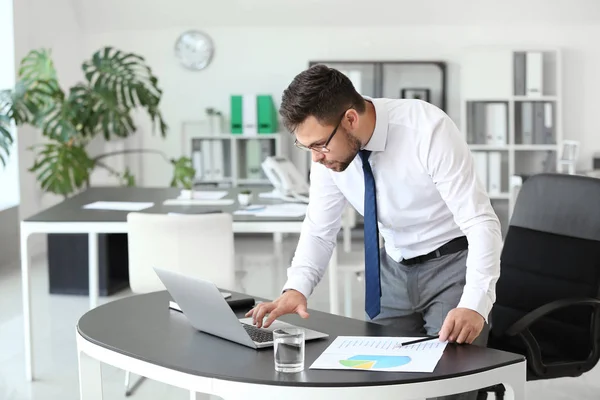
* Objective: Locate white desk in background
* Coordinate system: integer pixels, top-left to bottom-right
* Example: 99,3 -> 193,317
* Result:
20,186 -> 341,381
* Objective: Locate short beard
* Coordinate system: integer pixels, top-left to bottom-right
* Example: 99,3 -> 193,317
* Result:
325,131 -> 362,172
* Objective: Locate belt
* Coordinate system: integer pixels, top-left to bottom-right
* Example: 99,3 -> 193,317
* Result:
400,236 -> 468,266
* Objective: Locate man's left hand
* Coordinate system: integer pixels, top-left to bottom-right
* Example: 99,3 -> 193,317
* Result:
439,308 -> 484,344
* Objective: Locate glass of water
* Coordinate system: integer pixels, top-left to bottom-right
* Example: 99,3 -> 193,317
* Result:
273,328 -> 305,373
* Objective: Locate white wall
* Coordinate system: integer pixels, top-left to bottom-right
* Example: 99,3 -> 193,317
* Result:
0,0 -> 19,270
83,24 -> 600,186
0,0 -> 19,212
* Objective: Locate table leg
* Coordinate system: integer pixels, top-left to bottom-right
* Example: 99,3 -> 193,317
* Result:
504,384 -> 526,400
20,227 -> 33,381
503,372 -> 527,399
342,219 -> 352,253
328,247 -> 339,315
484,360 -> 525,400
344,271 -> 353,318
89,233 -> 99,309
78,349 -> 103,400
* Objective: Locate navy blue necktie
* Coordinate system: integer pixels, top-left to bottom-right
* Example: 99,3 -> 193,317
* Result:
360,150 -> 381,319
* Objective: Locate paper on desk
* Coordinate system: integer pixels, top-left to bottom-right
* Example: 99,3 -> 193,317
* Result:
163,198 -> 235,206
179,190 -> 228,200
83,201 -> 154,211
258,190 -> 282,199
234,203 -> 307,217
310,336 -> 447,373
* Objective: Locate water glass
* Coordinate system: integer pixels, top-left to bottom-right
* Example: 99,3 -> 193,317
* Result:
273,328 -> 305,373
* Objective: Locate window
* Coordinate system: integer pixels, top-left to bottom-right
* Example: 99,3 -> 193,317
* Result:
0,0 -> 19,211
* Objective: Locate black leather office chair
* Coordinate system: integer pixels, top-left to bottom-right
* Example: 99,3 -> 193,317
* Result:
479,173 -> 600,399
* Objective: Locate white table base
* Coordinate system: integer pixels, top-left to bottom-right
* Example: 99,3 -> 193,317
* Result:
76,332 -> 527,400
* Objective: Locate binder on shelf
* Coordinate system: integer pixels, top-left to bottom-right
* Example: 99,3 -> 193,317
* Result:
514,52 -> 527,96
488,152 -> 502,196
242,94 -> 258,136
472,151 -> 488,192
230,95 -> 243,134
245,140 -> 263,180
532,102 -> 545,144
201,140 -> 213,181
259,140 -> 274,179
485,103 -> 507,145
212,140 -> 225,181
526,52 -> 543,97
543,102 -> 554,144
467,102 -> 488,144
519,102 -> 533,145
466,102 -> 475,144
257,95 -> 278,134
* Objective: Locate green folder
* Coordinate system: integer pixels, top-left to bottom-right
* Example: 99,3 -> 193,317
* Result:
230,95 -> 243,134
257,95 -> 278,134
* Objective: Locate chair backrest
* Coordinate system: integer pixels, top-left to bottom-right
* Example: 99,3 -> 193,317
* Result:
492,173 -> 600,371
126,212 -> 235,294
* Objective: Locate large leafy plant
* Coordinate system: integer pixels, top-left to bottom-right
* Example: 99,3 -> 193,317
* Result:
0,47 -> 194,197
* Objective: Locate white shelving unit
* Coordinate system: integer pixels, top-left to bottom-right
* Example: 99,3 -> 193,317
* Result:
460,46 -> 563,235
182,121 -> 283,187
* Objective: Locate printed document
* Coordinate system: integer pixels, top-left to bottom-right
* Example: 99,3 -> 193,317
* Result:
163,198 -> 234,206
163,190 -> 233,206
179,190 -> 228,200
310,336 -> 447,373
234,203 -> 307,217
83,201 -> 154,211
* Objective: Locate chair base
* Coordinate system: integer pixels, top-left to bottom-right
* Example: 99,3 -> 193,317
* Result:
478,384 -> 505,399
125,370 -> 147,397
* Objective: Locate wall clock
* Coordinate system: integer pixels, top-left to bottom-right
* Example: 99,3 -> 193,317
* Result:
174,30 -> 214,71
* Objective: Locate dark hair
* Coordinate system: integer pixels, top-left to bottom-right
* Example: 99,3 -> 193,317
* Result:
279,64 -> 366,133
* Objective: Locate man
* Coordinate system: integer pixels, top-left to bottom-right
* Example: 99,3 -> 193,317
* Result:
247,64 -> 502,399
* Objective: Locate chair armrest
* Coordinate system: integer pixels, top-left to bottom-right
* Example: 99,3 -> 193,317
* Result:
506,297 -> 600,336
505,297 -> 600,378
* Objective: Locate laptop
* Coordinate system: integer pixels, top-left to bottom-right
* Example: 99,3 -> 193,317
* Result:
153,267 -> 329,349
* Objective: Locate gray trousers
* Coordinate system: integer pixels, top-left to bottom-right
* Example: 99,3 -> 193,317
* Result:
368,247 -> 489,400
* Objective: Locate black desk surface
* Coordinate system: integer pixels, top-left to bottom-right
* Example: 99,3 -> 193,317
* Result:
77,291 -> 524,388
24,186 -> 305,223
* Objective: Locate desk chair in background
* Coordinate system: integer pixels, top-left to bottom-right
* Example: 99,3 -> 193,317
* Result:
124,212 -> 235,397
481,173 -> 600,399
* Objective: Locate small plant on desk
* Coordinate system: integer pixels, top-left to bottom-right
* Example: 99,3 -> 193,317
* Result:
238,190 -> 253,207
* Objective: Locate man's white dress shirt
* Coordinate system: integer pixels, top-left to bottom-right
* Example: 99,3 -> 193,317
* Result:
282,98 -> 503,321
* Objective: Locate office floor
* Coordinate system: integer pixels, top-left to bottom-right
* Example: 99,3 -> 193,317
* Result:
0,234 -> 599,400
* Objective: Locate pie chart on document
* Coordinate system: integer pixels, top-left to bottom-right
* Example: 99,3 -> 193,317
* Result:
339,355 -> 412,370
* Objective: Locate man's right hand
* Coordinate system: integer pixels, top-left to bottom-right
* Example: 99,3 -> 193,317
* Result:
244,289 -> 309,329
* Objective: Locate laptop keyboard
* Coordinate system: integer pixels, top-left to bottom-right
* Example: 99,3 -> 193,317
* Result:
242,323 -> 273,343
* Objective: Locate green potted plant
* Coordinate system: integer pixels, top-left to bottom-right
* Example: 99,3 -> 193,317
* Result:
0,46 -> 195,197
238,189 -> 252,206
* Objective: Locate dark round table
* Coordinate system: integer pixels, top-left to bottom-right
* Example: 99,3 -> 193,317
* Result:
76,291 -> 526,399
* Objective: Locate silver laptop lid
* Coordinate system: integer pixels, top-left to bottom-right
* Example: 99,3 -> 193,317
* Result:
153,267 -> 256,348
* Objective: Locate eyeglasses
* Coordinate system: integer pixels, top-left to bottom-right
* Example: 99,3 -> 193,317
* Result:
294,110 -> 347,153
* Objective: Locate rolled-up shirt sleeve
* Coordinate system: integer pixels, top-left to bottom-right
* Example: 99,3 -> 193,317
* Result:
282,161 -> 347,299
421,108 -> 503,322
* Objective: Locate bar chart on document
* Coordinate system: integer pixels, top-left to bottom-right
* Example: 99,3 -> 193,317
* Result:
310,336 -> 448,373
